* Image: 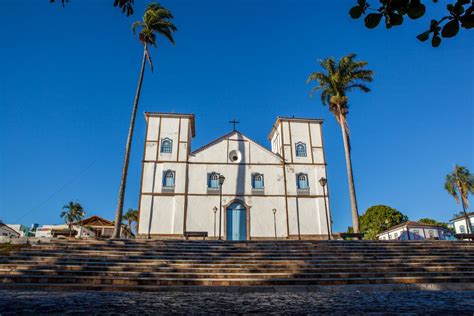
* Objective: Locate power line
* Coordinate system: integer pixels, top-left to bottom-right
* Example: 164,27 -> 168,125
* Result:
14,160 -> 96,223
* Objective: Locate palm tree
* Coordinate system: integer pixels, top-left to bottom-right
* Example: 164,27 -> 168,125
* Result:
307,53 -> 373,233
123,208 -> 139,234
60,202 -> 85,237
112,3 -> 177,238
444,165 -> 474,234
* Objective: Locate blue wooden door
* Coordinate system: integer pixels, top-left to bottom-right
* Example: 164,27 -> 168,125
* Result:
226,202 -> 247,241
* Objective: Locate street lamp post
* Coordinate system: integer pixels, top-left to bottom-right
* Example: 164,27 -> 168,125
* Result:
213,206 -> 218,239
319,177 -> 331,241
218,175 -> 225,240
272,208 -> 277,240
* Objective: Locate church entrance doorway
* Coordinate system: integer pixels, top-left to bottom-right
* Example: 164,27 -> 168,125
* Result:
226,202 -> 247,241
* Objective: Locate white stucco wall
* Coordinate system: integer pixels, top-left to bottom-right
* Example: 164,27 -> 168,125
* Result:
452,216 -> 474,233
377,225 -> 454,240
138,114 -> 329,239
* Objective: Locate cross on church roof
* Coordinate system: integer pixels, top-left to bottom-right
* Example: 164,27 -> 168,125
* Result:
229,119 -> 240,131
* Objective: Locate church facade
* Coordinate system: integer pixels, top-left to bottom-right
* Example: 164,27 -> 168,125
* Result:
137,113 -> 332,240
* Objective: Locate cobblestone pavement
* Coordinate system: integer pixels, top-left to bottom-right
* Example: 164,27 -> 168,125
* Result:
0,289 -> 473,315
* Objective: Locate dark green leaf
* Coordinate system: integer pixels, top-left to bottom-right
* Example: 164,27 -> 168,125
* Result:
350,6 -> 364,19
365,13 -> 383,28
390,13 -> 404,26
432,35 -> 441,47
407,2 -> 426,19
460,14 -> 474,29
416,30 -> 430,42
391,0 -> 409,10
453,3 -> 465,16
429,19 -> 441,32
441,20 -> 460,37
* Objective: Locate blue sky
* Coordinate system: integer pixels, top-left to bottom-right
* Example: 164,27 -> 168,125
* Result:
0,1 -> 472,232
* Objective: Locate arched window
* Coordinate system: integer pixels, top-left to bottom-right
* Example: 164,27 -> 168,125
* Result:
208,172 -> 220,188
295,142 -> 307,157
252,174 -> 264,189
460,225 -> 466,233
160,138 -> 172,153
297,173 -> 309,189
163,170 -> 175,187
394,232 -> 398,239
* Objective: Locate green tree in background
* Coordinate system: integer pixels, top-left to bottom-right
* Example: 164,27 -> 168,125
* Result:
418,218 -> 449,228
60,201 -> 85,237
112,3 -> 176,239
444,165 -> 474,234
123,208 -> 139,234
359,205 -> 408,239
307,53 -> 374,233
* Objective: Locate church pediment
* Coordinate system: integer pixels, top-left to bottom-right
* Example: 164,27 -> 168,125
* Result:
190,131 -> 282,164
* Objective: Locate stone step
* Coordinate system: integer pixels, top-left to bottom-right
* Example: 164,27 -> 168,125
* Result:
2,262 -> 472,272
3,257 -> 473,267
1,274 -> 472,286
27,246 -> 473,254
7,251 -> 474,260
33,244 -> 474,252
21,248 -> 474,256
2,261 -> 472,272
3,256 -> 472,266
32,241 -> 474,250
3,240 -> 472,290
2,269 -> 473,279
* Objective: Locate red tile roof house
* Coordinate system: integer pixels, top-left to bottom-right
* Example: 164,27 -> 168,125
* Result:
0,223 -> 21,238
75,216 -> 133,239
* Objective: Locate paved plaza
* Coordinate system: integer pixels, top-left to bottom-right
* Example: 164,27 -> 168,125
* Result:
0,289 -> 473,314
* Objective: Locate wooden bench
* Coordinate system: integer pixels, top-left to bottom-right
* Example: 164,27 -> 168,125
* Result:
455,234 -> 474,241
184,231 -> 208,240
339,233 -> 364,240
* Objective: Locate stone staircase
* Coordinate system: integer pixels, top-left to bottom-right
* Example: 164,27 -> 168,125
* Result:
1,240 -> 473,291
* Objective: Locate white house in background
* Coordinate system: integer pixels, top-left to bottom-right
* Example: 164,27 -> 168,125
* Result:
450,212 -> 474,234
0,223 -> 20,238
377,221 -> 455,240
137,113 -> 332,240
34,224 -> 96,238
5,224 -> 31,237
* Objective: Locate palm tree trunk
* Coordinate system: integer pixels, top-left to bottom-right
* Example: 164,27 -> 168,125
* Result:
112,45 -> 148,239
460,192 -> 471,235
455,182 -> 471,234
339,114 -> 360,233
462,201 -> 471,234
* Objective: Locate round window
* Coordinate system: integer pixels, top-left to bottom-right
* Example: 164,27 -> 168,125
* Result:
229,150 -> 242,163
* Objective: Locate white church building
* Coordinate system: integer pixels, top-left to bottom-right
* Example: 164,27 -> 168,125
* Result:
137,113 -> 332,240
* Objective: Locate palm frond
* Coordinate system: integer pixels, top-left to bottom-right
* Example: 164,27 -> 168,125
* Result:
351,70 -> 374,82
347,83 -> 371,93
132,2 -> 177,46
307,53 -> 373,154
131,21 -> 144,35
